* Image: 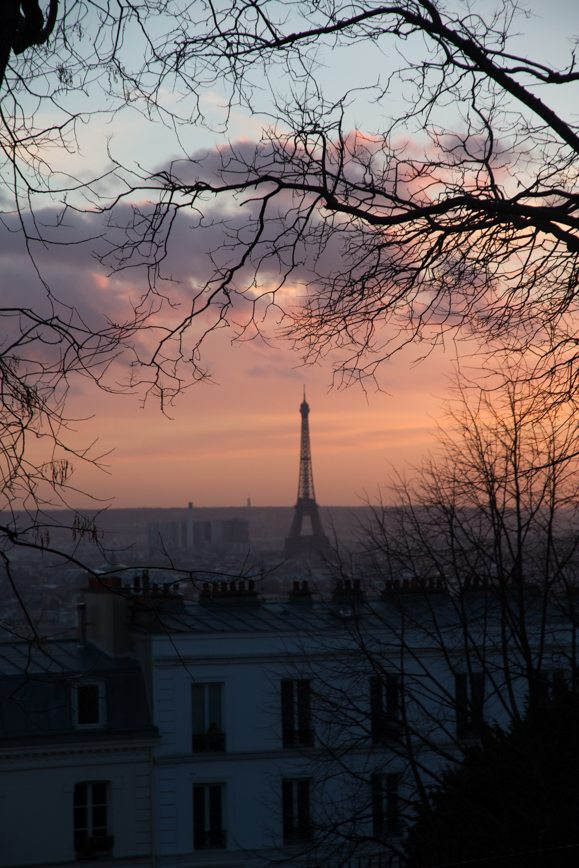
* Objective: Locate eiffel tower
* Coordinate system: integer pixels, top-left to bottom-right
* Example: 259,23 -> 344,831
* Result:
284,390 -> 329,558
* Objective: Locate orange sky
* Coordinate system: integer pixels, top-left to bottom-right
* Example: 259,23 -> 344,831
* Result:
65,332 -> 456,508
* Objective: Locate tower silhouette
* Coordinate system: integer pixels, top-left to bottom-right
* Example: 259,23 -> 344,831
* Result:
284,390 -> 329,558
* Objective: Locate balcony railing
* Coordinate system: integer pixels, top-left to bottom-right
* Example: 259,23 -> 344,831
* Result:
371,717 -> 402,744
192,730 -> 226,752
195,829 -> 227,849
74,833 -> 114,859
283,727 -> 315,748
283,824 -> 314,846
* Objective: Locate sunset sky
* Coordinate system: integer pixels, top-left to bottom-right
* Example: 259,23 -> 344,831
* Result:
64,331 -> 456,508
5,0 -> 577,509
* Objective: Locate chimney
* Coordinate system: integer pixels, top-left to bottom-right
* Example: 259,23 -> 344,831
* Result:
83,573 -> 131,656
332,577 -> 365,611
199,579 -> 259,605
288,580 -> 314,603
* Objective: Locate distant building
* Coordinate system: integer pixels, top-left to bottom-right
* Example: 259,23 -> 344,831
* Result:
148,509 -> 250,557
192,517 -> 249,552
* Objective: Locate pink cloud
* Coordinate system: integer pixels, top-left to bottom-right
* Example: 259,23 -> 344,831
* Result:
0,134 -> 481,509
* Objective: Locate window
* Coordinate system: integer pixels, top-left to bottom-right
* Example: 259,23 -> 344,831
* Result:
281,679 -> 313,747
536,668 -> 567,704
371,773 -> 401,838
370,675 -> 401,744
73,683 -> 105,728
193,784 -> 226,850
73,781 -> 113,858
192,683 -> 225,752
282,778 -> 313,845
455,672 -> 485,739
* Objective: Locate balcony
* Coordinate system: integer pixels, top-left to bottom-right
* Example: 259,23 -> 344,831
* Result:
195,829 -> 227,849
192,730 -> 226,752
283,824 -> 314,846
74,833 -> 114,859
283,727 -> 315,748
371,716 -> 402,745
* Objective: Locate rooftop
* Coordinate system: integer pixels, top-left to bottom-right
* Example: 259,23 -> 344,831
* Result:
0,639 -> 157,746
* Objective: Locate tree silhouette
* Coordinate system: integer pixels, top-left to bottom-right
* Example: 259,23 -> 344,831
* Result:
405,680 -> 579,868
284,366 -> 579,866
3,1 -> 579,390
100,1 -> 579,391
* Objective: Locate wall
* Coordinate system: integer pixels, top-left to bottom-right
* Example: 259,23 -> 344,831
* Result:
0,745 -> 154,867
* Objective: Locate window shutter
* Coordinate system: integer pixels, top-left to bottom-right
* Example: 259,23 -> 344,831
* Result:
455,672 -> 468,736
207,684 -> 222,730
297,779 -> 310,834
191,685 -> 205,735
471,672 -> 485,730
297,680 -> 311,734
371,773 -> 384,837
281,680 -> 294,747
370,676 -> 384,742
386,675 -> 400,721
282,779 -> 293,838
193,785 -> 205,844
208,784 -> 222,833
386,773 -> 400,834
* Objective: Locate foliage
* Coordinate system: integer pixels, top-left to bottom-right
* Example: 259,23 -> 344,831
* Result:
405,680 -> 579,868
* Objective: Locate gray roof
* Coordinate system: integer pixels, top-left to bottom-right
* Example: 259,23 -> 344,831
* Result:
165,599 -> 341,634
142,587 -> 572,641
0,639 -> 157,746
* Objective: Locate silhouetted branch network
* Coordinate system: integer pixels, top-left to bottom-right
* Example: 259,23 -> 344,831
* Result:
1,1 -> 579,563
94,0 -> 579,390
2,1 -> 579,389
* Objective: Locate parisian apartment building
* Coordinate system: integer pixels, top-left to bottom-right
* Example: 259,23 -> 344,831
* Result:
0,572 -> 573,867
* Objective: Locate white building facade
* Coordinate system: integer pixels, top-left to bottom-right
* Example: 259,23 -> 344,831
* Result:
0,639 -> 158,868
0,571 -> 572,867
81,573 -> 577,868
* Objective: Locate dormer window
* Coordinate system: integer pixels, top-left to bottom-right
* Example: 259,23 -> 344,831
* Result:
74,683 -> 105,728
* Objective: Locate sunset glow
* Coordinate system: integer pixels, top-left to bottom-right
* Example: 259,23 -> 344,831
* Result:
3,0 -> 575,512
